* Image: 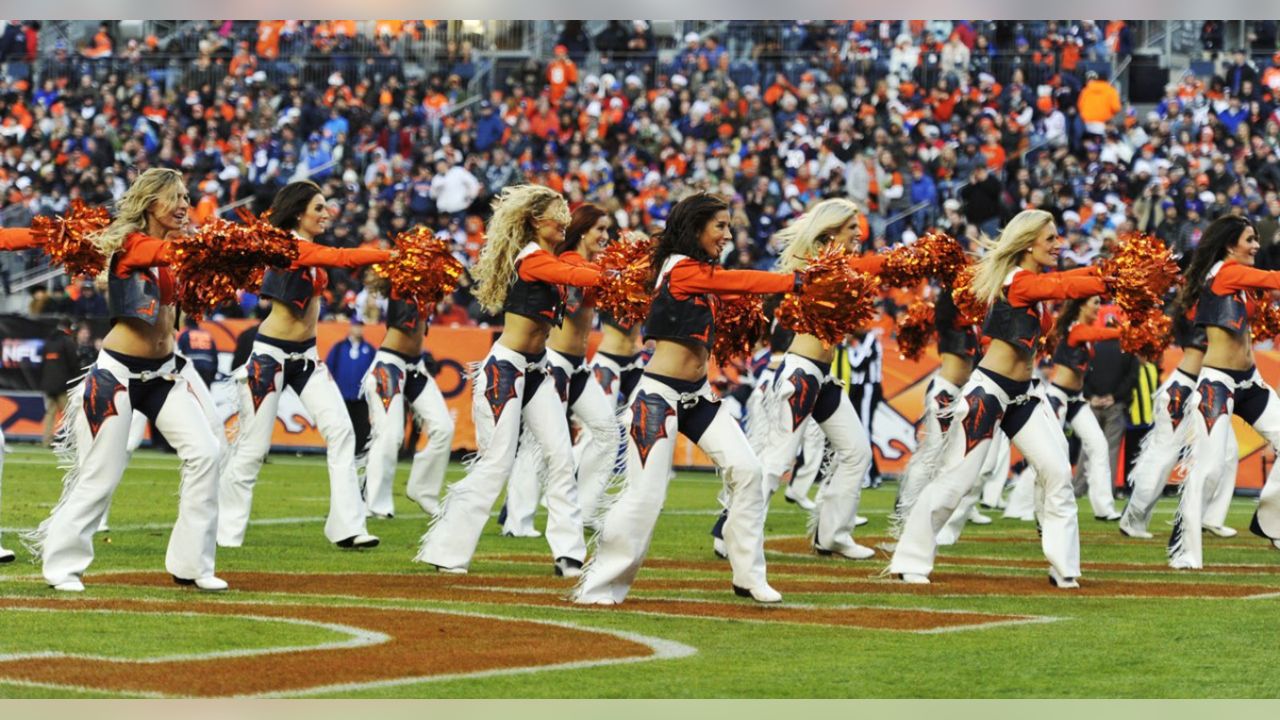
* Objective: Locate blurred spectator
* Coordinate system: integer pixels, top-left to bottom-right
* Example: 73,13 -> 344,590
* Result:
39,318 -> 80,446
177,315 -> 219,386
325,319 -> 376,457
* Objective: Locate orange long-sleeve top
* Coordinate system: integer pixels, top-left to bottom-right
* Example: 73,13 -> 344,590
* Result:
517,247 -> 603,287
666,258 -> 797,299
291,240 -> 391,270
0,228 -> 39,251
1007,266 -> 1107,306
847,253 -> 885,275
115,233 -> 175,274
559,250 -> 602,307
1211,260 -> 1280,294
1067,324 -> 1121,346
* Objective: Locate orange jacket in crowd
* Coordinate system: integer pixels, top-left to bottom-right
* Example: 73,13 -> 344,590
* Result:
1078,78 -> 1121,125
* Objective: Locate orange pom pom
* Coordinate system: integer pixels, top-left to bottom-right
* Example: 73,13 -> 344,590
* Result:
1120,309 -> 1173,361
777,245 -> 880,347
168,214 -> 299,317
594,232 -> 656,328
950,265 -> 988,326
1251,292 -> 1280,344
372,226 -> 464,310
1099,233 -> 1181,316
712,296 -> 768,364
31,200 -> 111,278
896,299 -> 936,361
880,232 -> 968,287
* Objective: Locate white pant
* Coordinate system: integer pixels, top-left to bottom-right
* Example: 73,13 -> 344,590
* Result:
790,418 -> 826,501
1171,366 -> 1280,567
573,374 -> 769,603
1122,370 -> 1237,534
574,350 -> 645,486
217,338 -> 368,546
1023,384 -> 1118,518
504,348 -> 623,534
32,350 -> 222,585
937,428 -> 1008,545
760,354 -> 871,551
889,370 -> 1080,579
892,375 -> 963,538
102,358 -> 227,533
361,350 -> 456,517
416,342 -> 586,569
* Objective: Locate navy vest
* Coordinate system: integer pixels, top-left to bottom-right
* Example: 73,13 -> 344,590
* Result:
1174,312 -> 1208,351
1195,264 -> 1248,335
1051,333 -> 1091,374
386,298 -> 421,333
643,256 -> 715,349
502,251 -> 565,326
260,267 -> 315,312
981,296 -> 1042,353
106,256 -> 163,325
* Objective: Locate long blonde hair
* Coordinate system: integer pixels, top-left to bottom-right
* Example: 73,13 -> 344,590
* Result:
775,198 -> 861,271
91,168 -> 187,260
471,184 -> 570,314
970,209 -> 1055,306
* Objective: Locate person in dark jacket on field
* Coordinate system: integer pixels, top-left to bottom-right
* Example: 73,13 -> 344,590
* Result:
325,318 -> 376,458
40,318 -> 82,446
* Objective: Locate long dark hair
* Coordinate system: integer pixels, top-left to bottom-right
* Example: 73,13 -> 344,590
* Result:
1173,215 -> 1255,319
1050,297 -> 1088,351
649,193 -> 729,290
556,203 -> 609,255
267,180 -> 324,232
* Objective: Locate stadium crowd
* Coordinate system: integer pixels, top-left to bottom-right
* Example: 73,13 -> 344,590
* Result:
4,19 -> 1280,327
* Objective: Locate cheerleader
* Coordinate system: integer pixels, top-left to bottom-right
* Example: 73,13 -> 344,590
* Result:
415,185 -> 604,576
501,204 -> 624,537
572,193 -> 805,605
1006,297 -> 1123,521
1167,217 -> 1280,568
0,228 -> 43,562
1120,313 -> 1237,539
888,209 -> 1107,587
360,276 -> 456,519
890,286 -> 981,544
217,181 -> 392,550
710,322 -> 823,559
750,198 -> 882,560
591,312 -> 646,409
22,169 -> 225,591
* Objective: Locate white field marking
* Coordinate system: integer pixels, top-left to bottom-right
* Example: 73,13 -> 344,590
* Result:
1242,591 -> 1280,600
369,582 -> 1061,636
252,616 -> 696,699
0,591 -> 696,699
0,606 -> 388,663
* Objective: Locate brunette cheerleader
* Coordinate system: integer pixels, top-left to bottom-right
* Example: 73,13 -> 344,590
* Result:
1007,296 -> 1123,521
1167,216 -> 1280,568
572,193 -> 806,605
360,276 -> 456,519
887,209 -> 1108,587
22,169 -> 226,591
217,181 -> 392,550
415,185 -> 604,576
890,285 -> 982,545
501,204 -> 624,536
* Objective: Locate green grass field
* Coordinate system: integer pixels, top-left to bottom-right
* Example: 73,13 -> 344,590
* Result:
3,443 -> 1280,698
